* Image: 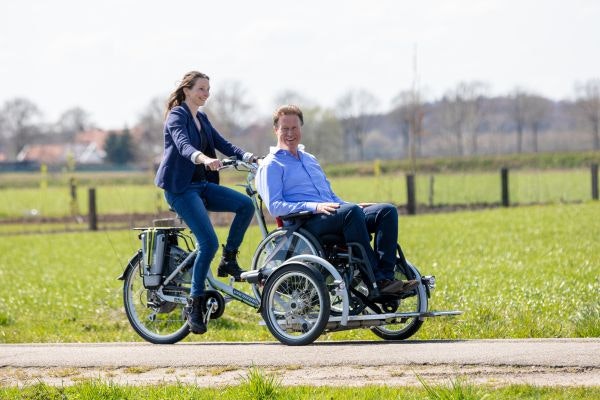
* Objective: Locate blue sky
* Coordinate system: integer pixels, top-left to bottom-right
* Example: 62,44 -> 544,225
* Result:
1,0 -> 598,129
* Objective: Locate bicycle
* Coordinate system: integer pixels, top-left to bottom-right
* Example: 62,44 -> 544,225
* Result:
119,159 -> 461,345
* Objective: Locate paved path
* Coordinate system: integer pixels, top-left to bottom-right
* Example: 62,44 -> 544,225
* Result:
1,339 -> 599,387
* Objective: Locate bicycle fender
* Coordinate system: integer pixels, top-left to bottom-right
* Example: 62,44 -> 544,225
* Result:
117,250 -> 142,280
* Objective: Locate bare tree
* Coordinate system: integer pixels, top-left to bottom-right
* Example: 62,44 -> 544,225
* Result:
137,96 -> 166,164
523,94 -> 551,152
389,94 -> 411,156
206,80 -> 253,138
391,89 -> 424,170
335,89 -> 380,161
575,79 -> 600,150
0,97 -> 42,159
56,107 -> 93,141
273,90 -> 316,109
510,88 -> 528,153
302,107 -> 344,163
440,81 -> 489,156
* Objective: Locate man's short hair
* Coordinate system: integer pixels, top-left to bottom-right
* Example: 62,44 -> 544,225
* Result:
273,105 -> 304,127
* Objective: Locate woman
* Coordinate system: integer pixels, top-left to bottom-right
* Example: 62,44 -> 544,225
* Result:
155,71 -> 256,334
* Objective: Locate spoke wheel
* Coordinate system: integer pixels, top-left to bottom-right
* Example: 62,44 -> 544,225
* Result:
261,263 -> 330,346
251,228 -> 321,299
123,253 -> 190,344
370,261 -> 427,340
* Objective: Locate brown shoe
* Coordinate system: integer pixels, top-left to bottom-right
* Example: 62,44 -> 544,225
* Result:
377,279 -> 405,294
378,279 -> 419,294
399,279 -> 419,293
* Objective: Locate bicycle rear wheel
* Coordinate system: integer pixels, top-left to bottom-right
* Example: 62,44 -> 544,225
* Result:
122,252 -> 190,344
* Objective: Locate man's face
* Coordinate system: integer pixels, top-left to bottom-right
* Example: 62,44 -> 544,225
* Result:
275,114 -> 302,154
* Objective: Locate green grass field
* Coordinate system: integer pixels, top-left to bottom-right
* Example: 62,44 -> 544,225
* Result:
2,378 -> 598,400
0,168 -> 595,219
0,202 -> 598,343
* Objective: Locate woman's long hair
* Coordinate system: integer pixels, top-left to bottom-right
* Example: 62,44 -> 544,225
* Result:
164,71 -> 210,119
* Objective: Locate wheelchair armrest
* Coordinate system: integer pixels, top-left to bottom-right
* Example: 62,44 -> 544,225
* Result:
280,211 -> 314,221
276,211 -> 313,228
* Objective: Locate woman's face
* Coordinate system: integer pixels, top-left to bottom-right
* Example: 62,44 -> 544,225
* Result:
184,78 -> 210,107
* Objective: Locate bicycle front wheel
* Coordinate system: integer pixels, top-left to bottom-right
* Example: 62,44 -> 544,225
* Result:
122,252 -> 190,344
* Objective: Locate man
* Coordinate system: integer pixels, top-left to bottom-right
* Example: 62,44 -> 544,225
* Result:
256,104 -> 418,296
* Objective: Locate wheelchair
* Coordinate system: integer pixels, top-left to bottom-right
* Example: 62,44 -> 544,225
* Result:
243,211 -> 439,346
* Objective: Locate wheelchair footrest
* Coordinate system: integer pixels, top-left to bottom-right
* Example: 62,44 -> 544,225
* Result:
240,270 -> 261,284
329,310 -> 462,327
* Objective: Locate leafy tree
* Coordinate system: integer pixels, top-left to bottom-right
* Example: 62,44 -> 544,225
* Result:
104,128 -> 134,164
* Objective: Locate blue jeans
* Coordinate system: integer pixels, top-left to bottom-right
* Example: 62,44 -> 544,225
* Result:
164,182 -> 254,297
303,203 -> 398,281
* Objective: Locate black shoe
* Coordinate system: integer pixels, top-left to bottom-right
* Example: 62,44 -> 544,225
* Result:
217,246 -> 246,281
186,296 -> 207,334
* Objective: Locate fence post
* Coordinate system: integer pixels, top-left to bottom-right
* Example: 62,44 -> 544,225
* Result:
428,175 -> 434,207
592,163 -> 599,200
69,177 -> 80,216
88,188 -> 97,231
501,167 -> 510,207
406,174 -> 416,215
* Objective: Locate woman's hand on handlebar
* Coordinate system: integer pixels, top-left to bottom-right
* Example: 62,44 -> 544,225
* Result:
203,157 -> 222,171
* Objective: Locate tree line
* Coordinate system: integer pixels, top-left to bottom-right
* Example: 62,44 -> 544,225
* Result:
0,79 -> 598,166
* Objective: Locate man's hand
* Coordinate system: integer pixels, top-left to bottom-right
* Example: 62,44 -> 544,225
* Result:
316,202 -> 340,215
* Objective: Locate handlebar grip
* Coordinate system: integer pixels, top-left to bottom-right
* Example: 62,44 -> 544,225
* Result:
221,158 -> 237,166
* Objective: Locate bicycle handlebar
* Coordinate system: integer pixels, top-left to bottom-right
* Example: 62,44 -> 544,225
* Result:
218,158 -> 259,172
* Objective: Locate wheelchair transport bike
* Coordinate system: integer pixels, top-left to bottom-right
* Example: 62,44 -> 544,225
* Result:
119,159 -> 461,345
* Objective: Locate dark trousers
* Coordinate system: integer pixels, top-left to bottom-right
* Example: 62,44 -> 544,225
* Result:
302,203 -> 399,281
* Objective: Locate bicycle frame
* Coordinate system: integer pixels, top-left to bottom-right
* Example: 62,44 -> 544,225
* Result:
153,160 -> 265,310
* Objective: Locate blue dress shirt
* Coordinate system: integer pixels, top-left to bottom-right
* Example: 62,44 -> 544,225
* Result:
256,146 -> 346,217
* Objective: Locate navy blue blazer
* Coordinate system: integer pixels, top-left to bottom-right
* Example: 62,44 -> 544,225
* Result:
155,102 -> 246,193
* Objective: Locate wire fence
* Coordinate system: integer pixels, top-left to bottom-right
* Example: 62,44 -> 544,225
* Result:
0,164 -> 598,233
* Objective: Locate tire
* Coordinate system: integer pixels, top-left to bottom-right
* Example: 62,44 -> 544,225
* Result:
250,228 -> 321,300
370,260 -> 427,340
122,252 -> 190,344
261,263 -> 330,346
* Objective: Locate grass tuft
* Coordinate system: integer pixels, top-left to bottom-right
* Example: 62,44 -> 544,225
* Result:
239,367 -> 282,400
572,300 -> 600,337
417,374 -> 488,400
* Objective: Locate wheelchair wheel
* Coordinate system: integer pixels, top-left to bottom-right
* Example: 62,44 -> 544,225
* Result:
250,228 -> 322,299
123,252 -> 191,344
370,260 -> 427,340
261,262 -> 330,346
